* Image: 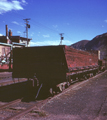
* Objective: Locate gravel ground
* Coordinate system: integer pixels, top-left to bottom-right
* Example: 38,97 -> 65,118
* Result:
39,71 -> 107,120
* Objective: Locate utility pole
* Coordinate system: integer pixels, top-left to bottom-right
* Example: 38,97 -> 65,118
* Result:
59,33 -> 64,45
23,31 -> 26,37
23,18 -> 30,47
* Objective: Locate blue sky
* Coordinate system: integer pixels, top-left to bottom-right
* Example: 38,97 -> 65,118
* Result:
0,0 -> 107,46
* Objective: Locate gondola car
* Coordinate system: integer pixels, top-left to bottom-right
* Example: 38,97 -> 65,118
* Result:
12,45 -> 105,97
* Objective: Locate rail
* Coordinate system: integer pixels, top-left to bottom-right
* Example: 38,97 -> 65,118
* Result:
0,98 -> 49,120
0,99 -> 21,110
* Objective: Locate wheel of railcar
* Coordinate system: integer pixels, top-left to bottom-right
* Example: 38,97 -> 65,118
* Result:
87,74 -> 90,79
91,73 -> 94,77
68,76 -> 72,84
65,82 -> 70,88
49,88 -> 54,96
58,85 -> 63,92
63,84 -> 65,90
89,73 -> 91,78
93,72 -> 96,76
83,75 -> 87,80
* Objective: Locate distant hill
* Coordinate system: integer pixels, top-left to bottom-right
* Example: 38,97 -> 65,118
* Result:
85,33 -> 107,50
71,32 -> 107,60
71,40 -> 89,50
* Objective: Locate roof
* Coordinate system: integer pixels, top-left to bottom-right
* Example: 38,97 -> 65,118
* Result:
0,36 -> 32,43
12,42 -> 25,46
0,42 -> 12,47
9,36 -> 32,41
0,36 -> 8,43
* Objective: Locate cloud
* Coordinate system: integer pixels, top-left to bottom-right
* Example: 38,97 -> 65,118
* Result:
53,25 -> 58,28
0,0 -> 27,14
105,20 -> 107,23
30,40 -> 71,46
21,0 -> 27,5
22,0 -> 26,3
0,34 -> 3,36
12,21 -> 24,27
30,32 -> 34,37
17,31 -> 21,34
64,23 -> 70,26
43,34 -> 50,38
12,21 -> 19,25
66,23 -> 70,25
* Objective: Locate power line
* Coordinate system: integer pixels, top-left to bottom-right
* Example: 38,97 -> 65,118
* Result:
10,12 -> 72,42
14,12 -> 59,34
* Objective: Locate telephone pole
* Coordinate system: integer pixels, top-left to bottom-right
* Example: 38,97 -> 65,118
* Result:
23,18 -> 30,47
59,33 -> 64,45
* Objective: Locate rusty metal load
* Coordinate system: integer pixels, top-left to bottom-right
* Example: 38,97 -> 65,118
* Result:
64,46 -> 98,71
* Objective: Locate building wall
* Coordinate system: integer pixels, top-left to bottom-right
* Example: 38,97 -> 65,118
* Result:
0,45 -> 11,62
20,40 -> 30,47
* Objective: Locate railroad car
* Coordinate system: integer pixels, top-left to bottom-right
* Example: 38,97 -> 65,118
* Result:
12,45 -> 105,97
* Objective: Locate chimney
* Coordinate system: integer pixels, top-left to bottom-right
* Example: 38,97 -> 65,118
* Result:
9,29 -> 12,36
6,25 -> 8,36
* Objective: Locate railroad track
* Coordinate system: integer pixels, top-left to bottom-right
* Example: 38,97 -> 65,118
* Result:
0,99 -> 21,110
0,98 -> 50,120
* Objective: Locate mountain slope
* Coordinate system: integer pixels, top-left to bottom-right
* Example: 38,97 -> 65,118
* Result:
71,40 -> 89,50
71,32 -> 107,60
85,33 -> 107,50
71,32 -> 107,51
